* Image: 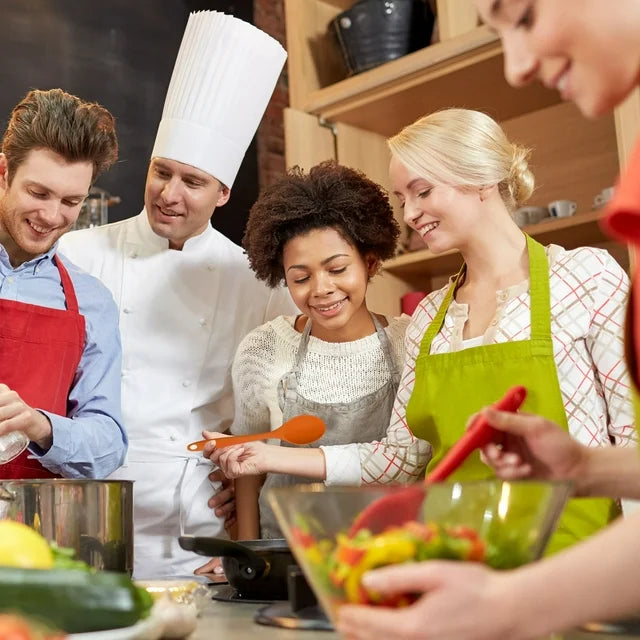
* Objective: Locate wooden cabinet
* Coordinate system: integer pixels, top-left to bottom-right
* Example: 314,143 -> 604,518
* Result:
283,0 -> 640,315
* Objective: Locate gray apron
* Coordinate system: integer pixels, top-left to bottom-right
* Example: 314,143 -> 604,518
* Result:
259,314 -> 401,538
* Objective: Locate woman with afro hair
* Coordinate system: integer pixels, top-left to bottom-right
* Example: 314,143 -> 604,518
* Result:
205,160 -> 414,539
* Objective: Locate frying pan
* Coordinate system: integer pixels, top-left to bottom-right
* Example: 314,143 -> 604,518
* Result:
179,536 -> 293,601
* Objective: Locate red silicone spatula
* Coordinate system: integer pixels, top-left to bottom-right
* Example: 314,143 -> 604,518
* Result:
347,385 -> 527,537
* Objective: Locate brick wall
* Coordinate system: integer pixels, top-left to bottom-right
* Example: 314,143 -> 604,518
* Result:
254,0 -> 288,188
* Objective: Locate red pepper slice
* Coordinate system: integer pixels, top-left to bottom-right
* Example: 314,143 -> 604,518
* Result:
290,526 -> 316,549
337,545 -> 367,567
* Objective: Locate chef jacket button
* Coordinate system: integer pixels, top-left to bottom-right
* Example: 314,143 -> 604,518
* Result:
129,251 -> 137,259
169,435 -> 178,441
182,379 -> 192,388
123,307 -> 132,314
207,264 -> 215,271
199,318 -> 207,327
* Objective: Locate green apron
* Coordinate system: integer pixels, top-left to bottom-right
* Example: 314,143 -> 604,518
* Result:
406,235 -> 619,553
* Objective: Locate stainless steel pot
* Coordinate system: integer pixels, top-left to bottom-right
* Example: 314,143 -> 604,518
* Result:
0,479 -> 133,573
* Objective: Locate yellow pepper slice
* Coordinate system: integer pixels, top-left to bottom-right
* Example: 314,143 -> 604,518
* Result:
343,534 -> 417,604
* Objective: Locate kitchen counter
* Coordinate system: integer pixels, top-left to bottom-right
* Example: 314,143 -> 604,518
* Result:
191,598 -> 335,640
190,591 -> 640,640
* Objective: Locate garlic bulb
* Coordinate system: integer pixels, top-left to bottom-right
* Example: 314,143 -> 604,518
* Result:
153,596 -> 198,639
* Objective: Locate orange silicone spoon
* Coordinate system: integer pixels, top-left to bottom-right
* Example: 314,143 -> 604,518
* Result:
186,414 -> 326,452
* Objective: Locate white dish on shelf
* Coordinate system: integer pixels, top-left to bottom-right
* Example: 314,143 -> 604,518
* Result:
531,215 -> 555,225
69,613 -> 164,640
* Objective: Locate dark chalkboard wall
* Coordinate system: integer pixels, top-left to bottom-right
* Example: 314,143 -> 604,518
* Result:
0,0 -> 256,245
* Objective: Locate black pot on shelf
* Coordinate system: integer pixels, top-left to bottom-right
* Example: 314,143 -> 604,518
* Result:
330,0 -> 435,76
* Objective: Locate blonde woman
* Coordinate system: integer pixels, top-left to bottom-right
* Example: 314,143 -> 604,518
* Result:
381,108 -> 634,554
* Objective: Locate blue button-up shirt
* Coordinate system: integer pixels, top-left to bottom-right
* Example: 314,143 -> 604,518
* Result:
0,242 -> 127,478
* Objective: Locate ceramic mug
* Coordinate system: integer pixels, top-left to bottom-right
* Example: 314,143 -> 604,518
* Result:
401,291 -> 427,316
593,186 -> 615,209
514,206 -> 548,227
548,200 -> 577,218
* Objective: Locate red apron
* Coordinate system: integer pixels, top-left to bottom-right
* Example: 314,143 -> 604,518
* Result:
0,255 -> 85,478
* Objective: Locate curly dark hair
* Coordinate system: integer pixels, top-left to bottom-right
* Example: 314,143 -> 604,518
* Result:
243,161 -> 400,287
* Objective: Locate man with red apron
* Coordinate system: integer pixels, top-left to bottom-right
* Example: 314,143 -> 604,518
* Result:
1,256 -> 84,478
0,88 -> 126,479
406,235 -> 618,553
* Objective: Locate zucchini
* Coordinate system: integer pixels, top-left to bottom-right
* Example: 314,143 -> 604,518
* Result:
0,567 -> 153,633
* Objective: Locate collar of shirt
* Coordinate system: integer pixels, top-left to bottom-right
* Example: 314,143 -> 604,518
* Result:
443,243 -> 563,348
0,242 -> 57,277
137,209 -> 215,254
444,243 -> 564,317
446,279 -> 529,349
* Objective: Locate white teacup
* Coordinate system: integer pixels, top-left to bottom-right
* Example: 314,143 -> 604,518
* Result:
593,186 -> 615,209
548,200 -> 577,218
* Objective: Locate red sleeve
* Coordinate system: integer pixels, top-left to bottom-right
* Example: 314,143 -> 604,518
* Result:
601,140 -> 640,246
601,139 -> 640,388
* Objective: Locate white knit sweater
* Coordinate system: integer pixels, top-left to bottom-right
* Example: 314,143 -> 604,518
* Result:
230,314 -> 410,483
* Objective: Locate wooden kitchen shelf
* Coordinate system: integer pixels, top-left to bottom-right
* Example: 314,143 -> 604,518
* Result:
317,0 -> 353,7
383,211 -> 614,286
284,0 -> 639,314
301,26 -> 560,137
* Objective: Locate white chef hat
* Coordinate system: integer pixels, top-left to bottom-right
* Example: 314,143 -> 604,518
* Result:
152,11 -> 287,188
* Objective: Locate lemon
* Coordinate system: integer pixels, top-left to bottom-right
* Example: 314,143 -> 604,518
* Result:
0,520 -> 54,569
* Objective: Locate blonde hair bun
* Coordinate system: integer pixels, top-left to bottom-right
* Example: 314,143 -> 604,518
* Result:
388,108 -> 535,212
509,144 -> 535,207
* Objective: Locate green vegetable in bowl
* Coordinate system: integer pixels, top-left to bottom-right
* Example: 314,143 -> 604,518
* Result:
291,520 -> 532,607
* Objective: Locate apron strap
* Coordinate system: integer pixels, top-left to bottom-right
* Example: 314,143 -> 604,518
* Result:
526,235 -> 553,343
53,255 -> 80,313
281,317 -> 314,398
177,456 -> 214,536
292,316 -> 313,372
419,264 -> 465,354
371,313 -> 401,381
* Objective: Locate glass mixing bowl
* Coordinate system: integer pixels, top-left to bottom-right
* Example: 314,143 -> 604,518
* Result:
268,480 -> 571,625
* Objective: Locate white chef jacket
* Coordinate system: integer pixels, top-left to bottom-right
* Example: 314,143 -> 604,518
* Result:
58,211 -> 297,577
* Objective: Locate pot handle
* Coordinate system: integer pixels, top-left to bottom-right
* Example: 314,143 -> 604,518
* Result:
0,486 -> 15,502
178,536 -> 268,580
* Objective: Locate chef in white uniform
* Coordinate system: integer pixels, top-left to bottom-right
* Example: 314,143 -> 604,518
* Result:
59,11 -> 295,578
